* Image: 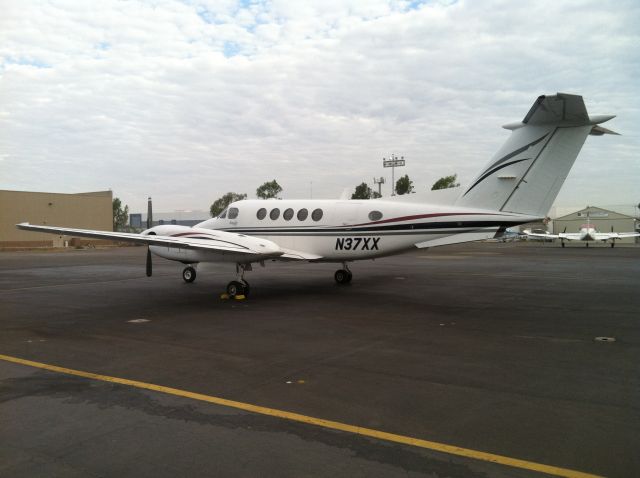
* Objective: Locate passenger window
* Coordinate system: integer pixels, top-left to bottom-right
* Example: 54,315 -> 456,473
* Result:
283,208 -> 294,221
297,208 -> 308,221
228,207 -> 239,219
311,208 -> 323,221
218,209 -> 227,219
270,208 -> 280,220
257,208 -> 267,220
368,210 -> 383,221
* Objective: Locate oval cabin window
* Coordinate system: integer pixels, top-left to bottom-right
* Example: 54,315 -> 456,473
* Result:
228,207 -> 239,219
368,210 -> 383,221
311,208 -> 323,221
283,208 -> 294,220
270,208 -> 280,220
256,208 -> 267,220
297,208 -> 308,221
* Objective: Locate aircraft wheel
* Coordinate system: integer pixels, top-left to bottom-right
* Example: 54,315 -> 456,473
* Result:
611,242 -> 615,248
182,266 -> 196,283
334,269 -> 352,284
227,280 -> 246,297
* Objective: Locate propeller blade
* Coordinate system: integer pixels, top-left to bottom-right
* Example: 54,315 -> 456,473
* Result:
146,247 -> 152,277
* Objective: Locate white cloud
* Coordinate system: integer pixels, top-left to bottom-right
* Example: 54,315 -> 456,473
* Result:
0,0 -> 638,214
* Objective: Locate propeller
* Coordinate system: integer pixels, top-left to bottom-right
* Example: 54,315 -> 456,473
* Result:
146,247 -> 152,277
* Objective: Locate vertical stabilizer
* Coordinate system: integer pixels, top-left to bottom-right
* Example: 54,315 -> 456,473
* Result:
455,93 -> 616,217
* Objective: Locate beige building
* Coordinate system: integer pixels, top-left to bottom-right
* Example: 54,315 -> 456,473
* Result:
553,206 -> 638,244
0,190 -> 113,248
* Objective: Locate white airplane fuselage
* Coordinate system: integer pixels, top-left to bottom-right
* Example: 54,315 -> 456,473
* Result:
577,225 -> 597,242
147,199 -> 538,264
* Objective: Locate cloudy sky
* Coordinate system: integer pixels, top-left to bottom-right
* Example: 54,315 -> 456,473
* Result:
1,0 -> 638,215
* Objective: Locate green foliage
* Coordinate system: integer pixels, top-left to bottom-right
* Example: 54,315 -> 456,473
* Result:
112,197 -> 129,231
351,182 -> 373,199
431,174 -> 460,190
395,175 -> 414,195
210,192 -> 247,217
256,180 -> 282,199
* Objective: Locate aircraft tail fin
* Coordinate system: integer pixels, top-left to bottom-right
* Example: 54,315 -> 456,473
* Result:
455,93 -> 616,217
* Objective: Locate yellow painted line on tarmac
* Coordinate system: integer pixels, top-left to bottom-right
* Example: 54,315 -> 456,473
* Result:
0,353 -> 602,478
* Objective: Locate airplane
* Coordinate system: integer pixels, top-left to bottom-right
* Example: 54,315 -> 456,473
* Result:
17,93 -> 618,297
523,217 -> 639,247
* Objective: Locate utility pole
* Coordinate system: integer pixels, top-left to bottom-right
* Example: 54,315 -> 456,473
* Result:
383,154 -> 405,196
373,177 -> 385,197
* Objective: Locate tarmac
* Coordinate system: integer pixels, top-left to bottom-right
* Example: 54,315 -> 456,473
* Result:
1,241 -> 638,477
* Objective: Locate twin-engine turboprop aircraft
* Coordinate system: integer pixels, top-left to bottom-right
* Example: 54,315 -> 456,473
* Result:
18,93 -> 617,297
524,218 -> 639,247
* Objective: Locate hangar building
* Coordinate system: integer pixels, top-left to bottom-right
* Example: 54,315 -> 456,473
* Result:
553,206 -> 638,244
0,190 -> 112,248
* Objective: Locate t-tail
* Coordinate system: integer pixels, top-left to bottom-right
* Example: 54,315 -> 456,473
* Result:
455,93 -> 617,217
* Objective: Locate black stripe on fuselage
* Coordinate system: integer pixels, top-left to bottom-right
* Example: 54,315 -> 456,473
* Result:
217,219 -> 527,236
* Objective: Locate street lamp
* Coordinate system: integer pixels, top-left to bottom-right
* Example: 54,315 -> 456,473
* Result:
383,154 -> 405,196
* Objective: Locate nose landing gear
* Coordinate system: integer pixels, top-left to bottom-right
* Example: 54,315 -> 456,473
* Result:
182,266 -> 197,283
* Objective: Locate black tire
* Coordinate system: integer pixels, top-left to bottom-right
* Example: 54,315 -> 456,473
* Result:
182,266 -> 196,283
334,269 -> 351,284
227,280 -> 245,297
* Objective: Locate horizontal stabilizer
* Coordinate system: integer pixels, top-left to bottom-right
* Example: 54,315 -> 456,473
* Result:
415,228 -> 498,248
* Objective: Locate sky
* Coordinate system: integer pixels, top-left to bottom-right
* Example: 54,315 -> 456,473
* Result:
1,0 -> 639,215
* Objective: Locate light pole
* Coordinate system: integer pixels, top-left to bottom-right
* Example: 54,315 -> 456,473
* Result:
383,154 -> 405,196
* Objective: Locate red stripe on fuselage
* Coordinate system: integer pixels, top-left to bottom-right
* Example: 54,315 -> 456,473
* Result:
351,212 -> 503,227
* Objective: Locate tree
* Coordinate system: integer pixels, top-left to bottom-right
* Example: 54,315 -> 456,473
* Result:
395,174 -> 414,195
351,182 -> 373,199
256,180 -> 282,199
210,192 -> 247,217
431,174 -> 460,190
113,197 -> 129,231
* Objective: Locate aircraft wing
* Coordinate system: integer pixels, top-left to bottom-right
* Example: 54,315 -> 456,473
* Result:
278,248 -> 324,261
557,233 -> 582,241
594,232 -> 640,241
16,223 -> 283,258
523,230 -> 560,240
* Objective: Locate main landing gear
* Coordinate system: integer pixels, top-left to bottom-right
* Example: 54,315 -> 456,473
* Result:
334,263 -> 353,285
182,266 -> 197,283
226,263 -> 251,298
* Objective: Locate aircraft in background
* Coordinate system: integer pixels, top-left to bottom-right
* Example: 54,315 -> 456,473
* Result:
18,93 -> 617,297
523,218 -> 639,247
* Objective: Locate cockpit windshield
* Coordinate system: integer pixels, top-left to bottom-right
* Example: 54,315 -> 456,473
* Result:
218,209 -> 228,219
